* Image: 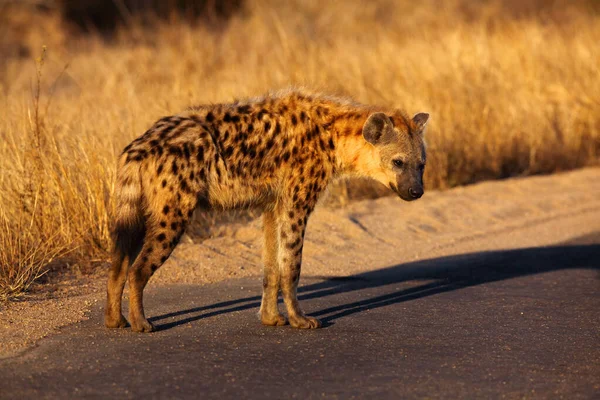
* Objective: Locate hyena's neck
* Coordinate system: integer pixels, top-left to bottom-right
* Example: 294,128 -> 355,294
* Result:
325,109 -> 380,178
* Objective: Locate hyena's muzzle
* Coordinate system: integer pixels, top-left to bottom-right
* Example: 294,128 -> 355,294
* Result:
391,170 -> 424,202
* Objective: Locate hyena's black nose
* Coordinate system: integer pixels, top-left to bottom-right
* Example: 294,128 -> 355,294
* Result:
409,187 -> 423,199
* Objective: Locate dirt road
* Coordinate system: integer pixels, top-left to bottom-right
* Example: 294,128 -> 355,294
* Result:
1,168 -> 599,398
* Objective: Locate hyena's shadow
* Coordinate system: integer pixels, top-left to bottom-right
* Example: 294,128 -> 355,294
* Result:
149,236 -> 599,331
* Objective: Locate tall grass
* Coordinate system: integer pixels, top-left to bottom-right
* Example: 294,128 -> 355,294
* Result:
1,0 -> 599,299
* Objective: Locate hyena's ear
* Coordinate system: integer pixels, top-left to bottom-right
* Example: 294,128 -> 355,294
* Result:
363,112 -> 393,145
412,113 -> 429,135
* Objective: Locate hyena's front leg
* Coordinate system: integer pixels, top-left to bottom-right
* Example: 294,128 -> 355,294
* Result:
259,210 -> 287,326
278,205 -> 321,329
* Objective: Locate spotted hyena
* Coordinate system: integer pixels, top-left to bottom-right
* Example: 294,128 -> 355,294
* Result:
105,89 -> 429,332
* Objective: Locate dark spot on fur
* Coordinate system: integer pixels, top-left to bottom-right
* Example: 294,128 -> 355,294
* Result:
172,160 -> 179,174
287,238 -> 300,250
160,221 -> 167,228
265,137 -> 275,150
257,147 -> 266,159
157,233 -> 166,242
222,129 -> 230,142
168,146 -> 182,156
205,112 -> 215,122
237,105 -> 251,114
291,114 -> 298,126
158,124 -> 177,139
179,179 -> 189,192
162,179 -> 167,188
163,205 -> 170,215
160,256 -> 168,263
157,165 -> 163,175
239,142 -> 249,157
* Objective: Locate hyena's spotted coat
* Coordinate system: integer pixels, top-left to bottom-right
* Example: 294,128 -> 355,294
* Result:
105,89 -> 429,332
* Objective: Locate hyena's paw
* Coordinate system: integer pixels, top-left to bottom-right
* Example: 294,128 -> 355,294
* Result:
130,318 -> 156,333
260,312 -> 287,327
289,315 -> 321,329
104,313 -> 128,329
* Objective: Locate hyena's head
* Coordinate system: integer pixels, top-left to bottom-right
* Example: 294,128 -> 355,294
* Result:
362,112 -> 428,201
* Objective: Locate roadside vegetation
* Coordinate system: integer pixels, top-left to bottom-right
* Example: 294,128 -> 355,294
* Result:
1,0 -> 598,300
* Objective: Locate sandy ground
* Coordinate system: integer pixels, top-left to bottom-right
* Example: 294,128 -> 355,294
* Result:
1,167 -> 599,358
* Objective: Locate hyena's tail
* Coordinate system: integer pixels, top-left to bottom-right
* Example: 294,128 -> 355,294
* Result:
112,159 -> 146,262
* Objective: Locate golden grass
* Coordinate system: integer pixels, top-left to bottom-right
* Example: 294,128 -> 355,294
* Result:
1,0 -> 599,299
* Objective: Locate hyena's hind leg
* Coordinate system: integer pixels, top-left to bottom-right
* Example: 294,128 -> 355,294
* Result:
105,253 -> 134,328
129,204 -> 193,332
105,219 -> 144,329
127,198 -> 196,333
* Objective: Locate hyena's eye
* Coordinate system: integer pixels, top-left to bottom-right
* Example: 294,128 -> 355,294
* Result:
393,159 -> 404,168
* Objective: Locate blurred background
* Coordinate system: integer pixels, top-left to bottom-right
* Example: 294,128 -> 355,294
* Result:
0,0 -> 599,299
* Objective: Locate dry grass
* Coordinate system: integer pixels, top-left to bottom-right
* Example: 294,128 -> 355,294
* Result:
1,0 -> 599,300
